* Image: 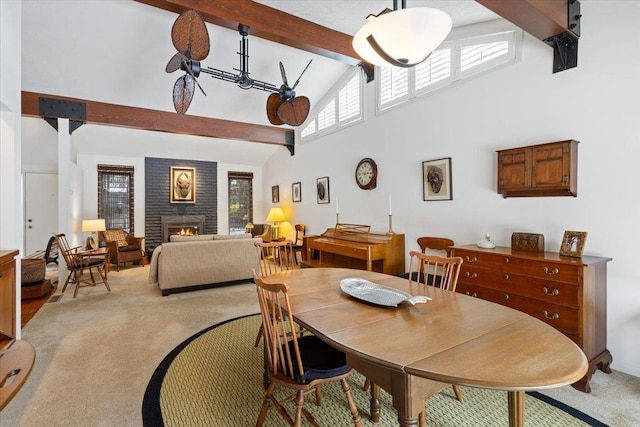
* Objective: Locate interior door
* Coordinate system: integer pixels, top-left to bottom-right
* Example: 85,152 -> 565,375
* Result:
24,172 -> 58,255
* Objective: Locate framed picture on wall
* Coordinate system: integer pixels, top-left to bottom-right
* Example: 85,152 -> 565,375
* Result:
559,230 -> 587,257
170,166 -> 196,203
272,185 -> 280,203
292,182 -> 301,203
316,177 -> 330,204
422,157 -> 452,201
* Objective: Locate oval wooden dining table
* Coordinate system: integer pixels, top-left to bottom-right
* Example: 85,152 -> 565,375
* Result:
262,267 -> 588,427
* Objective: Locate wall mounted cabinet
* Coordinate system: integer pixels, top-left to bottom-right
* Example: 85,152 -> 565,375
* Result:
497,140 -> 578,197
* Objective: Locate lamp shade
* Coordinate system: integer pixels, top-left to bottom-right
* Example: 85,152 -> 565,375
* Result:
82,219 -> 106,232
266,207 -> 286,223
353,8 -> 452,68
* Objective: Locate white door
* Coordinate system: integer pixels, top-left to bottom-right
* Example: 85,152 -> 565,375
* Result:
24,172 -> 58,255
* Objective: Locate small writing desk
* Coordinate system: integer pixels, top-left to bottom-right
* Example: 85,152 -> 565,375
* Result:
264,268 -> 587,427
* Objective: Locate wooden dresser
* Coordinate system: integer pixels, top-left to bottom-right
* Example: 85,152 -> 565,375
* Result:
451,244 -> 612,393
0,250 -> 36,410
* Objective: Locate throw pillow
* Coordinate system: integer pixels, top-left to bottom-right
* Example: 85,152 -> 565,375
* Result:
103,229 -> 128,247
212,233 -> 252,240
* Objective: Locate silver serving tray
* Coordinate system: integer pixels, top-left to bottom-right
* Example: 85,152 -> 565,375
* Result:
340,278 -> 431,307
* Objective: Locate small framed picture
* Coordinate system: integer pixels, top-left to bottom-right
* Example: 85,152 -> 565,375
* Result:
292,182 -> 301,203
272,185 -> 280,203
423,157 -> 452,201
559,231 -> 587,257
170,166 -> 196,203
316,177 -> 330,204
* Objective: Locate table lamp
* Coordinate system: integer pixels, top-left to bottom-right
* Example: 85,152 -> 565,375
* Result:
265,207 -> 286,240
245,222 -> 254,235
82,219 -> 106,249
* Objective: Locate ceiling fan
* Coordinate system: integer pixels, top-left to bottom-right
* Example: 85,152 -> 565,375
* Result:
165,9 -> 312,127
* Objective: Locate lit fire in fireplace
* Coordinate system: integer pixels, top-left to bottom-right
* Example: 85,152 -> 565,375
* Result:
178,227 -> 195,236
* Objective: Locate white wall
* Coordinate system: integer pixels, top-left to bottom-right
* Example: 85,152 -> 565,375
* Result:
1,0 -> 22,339
262,2 -> 640,377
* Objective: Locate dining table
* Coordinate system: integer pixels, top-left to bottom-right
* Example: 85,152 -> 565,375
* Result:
262,267 -> 588,427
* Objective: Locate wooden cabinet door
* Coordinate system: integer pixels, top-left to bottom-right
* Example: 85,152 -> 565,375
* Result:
497,147 -> 529,193
531,141 -> 572,191
0,253 -> 17,340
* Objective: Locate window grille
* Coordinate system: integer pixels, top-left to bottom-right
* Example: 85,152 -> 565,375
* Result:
228,171 -> 253,235
97,165 -> 134,233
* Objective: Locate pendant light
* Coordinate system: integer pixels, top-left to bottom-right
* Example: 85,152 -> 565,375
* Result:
352,0 -> 452,68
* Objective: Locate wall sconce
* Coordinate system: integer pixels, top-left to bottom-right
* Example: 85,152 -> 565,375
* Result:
82,219 -> 106,250
266,208 -> 286,240
353,1 -> 452,68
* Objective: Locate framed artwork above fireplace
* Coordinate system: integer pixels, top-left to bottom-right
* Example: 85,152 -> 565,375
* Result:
171,166 -> 196,203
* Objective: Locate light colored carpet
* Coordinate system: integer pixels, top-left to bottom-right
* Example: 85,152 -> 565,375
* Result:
3,266 -> 639,426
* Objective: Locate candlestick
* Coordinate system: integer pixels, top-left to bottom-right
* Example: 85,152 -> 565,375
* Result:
336,213 -> 340,225
388,194 -> 392,215
386,214 -> 395,235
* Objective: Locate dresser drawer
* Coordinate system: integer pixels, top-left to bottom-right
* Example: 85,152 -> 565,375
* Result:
456,283 -> 579,335
459,265 -> 579,308
456,249 -> 580,284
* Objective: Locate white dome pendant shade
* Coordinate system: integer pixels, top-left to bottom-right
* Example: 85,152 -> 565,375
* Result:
352,7 -> 452,68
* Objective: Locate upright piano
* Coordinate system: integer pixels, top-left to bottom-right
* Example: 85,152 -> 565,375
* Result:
301,224 -> 405,275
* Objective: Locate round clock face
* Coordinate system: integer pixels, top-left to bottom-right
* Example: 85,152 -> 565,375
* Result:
355,158 -> 377,190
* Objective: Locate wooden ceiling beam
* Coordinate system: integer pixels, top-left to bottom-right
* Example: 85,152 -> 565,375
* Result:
134,0 -> 361,66
474,0 -> 576,41
21,91 -> 293,147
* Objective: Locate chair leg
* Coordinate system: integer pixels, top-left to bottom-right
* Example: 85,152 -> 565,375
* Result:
254,324 -> 264,347
419,410 -> 426,427
453,385 -> 463,403
363,378 -> 370,391
61,271 -> 73,293
294,390 -> 305,427
340,378 -> 363,427
98,266 -> 111,292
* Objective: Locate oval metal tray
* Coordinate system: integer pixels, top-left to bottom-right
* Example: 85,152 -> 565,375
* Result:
340,277 -> 430,307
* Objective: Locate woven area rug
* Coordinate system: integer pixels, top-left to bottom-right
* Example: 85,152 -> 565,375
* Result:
142,314 -> 608,427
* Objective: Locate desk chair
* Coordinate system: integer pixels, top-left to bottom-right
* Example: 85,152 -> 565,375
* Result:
55,233 -> 110,298
253,270 -> 362,427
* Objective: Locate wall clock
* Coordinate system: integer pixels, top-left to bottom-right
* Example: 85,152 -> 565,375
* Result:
355,158 -> 378,190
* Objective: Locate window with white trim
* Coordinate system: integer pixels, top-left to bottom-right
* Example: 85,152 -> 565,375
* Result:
378,30 -> 520,112
299,68 -> 364,141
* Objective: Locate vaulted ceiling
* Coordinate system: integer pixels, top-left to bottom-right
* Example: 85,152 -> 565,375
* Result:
20,1 -> 577,148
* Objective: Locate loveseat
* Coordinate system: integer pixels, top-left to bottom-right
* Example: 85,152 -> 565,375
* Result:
148,234 -> 260,296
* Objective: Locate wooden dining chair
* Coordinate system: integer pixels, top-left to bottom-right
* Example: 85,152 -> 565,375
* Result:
253,240 -> 297,347
409,250 -> 464,424
291,224 -> 306,265
417,236 -> 455,256
55,233 -> 110,298
252,270 -> 362,427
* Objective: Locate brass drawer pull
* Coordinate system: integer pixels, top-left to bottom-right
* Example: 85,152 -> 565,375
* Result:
503,294 -> 509,300
465,272 -> 477,278
543,287 -> 559,296
542,267 -> 559,275
504,257 -> 510,263
543,310 -> 559,320
0,272 -> 3,278
465,256 -> 477,263
465,291 -> 477,297
503,274 -> 510,280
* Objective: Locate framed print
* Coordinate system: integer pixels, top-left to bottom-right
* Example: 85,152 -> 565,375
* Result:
423,157 -> 452,201
316,177 -> 330,204
292,182 -> 301,203
170,166 -> 196,203
272,185 -> 280,203
559,231 -> 587,257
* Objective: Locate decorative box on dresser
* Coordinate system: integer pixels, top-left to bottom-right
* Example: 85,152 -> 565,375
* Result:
451,244 -> 612,393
